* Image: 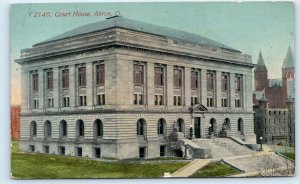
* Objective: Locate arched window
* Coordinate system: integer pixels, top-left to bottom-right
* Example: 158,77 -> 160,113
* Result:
76,120 -> 84,137
44,121 -> 52,138
94,119 -> 103,137
222,118 -> 231,131
137,119 -> 146,136
176,118 -> 185,133
30,121 -> 37,138
59,120 -> 67,138
157,118 -> 166,135
238,118 -> 244,135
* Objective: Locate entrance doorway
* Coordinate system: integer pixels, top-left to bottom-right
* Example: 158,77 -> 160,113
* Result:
194,117 -> 201,138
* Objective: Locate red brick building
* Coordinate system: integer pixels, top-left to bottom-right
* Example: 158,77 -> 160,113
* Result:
11,105 -> 21,140
253,47 -> 295,146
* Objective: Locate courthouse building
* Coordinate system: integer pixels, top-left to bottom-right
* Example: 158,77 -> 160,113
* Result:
16,16 -> 256,159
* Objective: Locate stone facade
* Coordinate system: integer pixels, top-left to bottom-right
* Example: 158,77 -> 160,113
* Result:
16,16 -> 256,159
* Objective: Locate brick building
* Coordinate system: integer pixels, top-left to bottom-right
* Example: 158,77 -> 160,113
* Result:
253,47 -> 295,146
11,105 -> 21,140
16,16 -> 256,159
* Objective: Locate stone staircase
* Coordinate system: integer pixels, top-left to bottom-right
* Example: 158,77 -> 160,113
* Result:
193,138 -> 255,158
224,153 -> 294,176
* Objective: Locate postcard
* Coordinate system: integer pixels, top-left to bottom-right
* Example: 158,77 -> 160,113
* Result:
10,1 -> 295,179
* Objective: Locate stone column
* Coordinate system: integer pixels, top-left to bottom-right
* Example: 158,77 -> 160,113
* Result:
215,71 -> 222,109
53,67 -> 59,109
21,68 -> 29,113
166,65 -> 174,108
230,73 -> 235,108
69,65 -> 76,108
200,69 -> 207,106
184,67 -> 191,107
86,62 -> 93,108
38,69 -> 44,109
147,62 -> 154,107
242,74 -> 246,110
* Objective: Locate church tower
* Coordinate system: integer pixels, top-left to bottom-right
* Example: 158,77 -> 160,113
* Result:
282,46 -> 295,100
254,51 -> 268,91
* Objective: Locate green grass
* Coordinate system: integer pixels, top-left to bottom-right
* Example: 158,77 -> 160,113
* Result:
11,142 -> 188,179
191,161 -> 242,178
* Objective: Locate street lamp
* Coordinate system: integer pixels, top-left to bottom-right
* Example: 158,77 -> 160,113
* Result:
259,136 -> 263,151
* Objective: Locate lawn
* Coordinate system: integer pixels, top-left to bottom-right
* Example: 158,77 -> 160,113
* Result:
191,161 -> 242,177
11,142 -> 188,179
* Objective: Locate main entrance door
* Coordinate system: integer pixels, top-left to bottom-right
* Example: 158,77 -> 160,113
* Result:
194,117 -> 201,138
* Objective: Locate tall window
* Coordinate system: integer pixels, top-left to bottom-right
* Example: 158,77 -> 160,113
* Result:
32,73 -> 39,91
60,120 -> 67,137
94,119 -> 103,137
157,119 -> 165,135
137,119 -> 146,136
47,71 -> 53,90
191,71 -> 198,89
235,75 -> 241,92
77,120 -> 84,137
134,64 -> 144,85
173,69 -> 182,88
96,64 -> 105,86
221,74 -> 228,91
30,121 -> 37,138
62,69 -> 69,89
78,67 -> 86,87
207,72 -> 214,91
79,95 -> 87,106
44,121 -> 52,138
155,67 -> 164,86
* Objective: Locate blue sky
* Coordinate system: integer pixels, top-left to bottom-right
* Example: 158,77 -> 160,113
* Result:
10,2 -> 295,105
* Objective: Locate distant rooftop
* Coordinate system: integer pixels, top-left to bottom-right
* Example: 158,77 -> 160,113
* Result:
36,16 -> 240,52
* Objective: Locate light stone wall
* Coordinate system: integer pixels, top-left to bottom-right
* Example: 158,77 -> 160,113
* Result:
17,27 -> 256,159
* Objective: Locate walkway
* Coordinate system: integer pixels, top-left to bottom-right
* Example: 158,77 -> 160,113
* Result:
171,159 -> 213,177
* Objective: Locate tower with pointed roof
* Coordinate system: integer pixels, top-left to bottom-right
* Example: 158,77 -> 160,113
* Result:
254,51 -> 268,91
282,46 -> 295,101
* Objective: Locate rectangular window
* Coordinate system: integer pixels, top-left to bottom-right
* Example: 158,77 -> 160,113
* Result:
139,147 -> 146,158
32,73 -> 39,91
62,69 -> 69,89
47,71 -> 53,90
97,94 -> 105,105
160,145 -> 166,157
78,67 -> 86,87
235,75 -> 241,92
134,94 -> 138,105
178,96 -> 181,106
159,95 -> 163,105
235,99 -> 241,107
79,95 -> 87,106
134,64 -> 144,85
174,96 -> 177,106
207,98 -> 214,107
59,146 -> 65,155
63,97 -> 70,107
33,99 -> 39,109
155,95 -> 158,105
76,147 -> 82,157
139,94 -> 143,105
191,97 -> 199,106
207,73 -> 214,91
191,71 -> 198,89
48,98 -> 54,108
29,145 -> 35,152
43,145 -> 49,153
221,74 -> 228,91
94,148 -> 101,158
96,64 -> 105,86
155,67 -> 164,86
173,69 -> 182,88
221,98 -> 228,107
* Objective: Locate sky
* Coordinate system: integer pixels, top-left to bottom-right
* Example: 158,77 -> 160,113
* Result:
10,2 -> 295,105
